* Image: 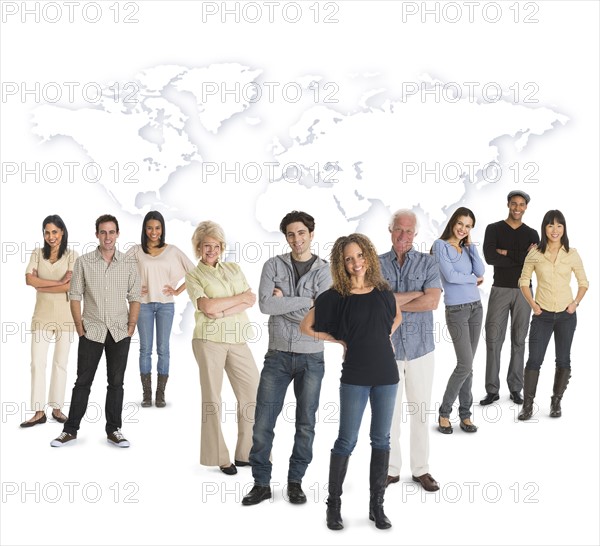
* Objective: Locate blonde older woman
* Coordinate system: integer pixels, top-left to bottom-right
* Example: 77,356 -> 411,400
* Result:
186,221 -> 259,475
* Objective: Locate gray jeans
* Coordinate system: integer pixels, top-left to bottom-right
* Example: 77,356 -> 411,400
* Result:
439,301 -> 483,420
484,286 -> 532,394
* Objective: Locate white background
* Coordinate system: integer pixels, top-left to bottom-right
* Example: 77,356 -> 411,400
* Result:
1,1 -> 598,545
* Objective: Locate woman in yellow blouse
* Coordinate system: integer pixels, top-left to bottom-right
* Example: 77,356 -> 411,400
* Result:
186,221 -> 259,475
22,215 -> 78,427
517,210 -> 588,420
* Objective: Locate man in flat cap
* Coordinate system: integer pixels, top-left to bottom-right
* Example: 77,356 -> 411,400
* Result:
480,191 -> 539,407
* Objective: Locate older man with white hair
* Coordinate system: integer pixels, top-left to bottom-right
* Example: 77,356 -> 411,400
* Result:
379,209 -> 442,492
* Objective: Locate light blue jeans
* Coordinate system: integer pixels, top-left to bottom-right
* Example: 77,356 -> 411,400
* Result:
138,302 -> 175,375
332,382 -> 398,457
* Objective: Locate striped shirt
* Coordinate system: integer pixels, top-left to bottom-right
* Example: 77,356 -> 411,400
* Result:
70,247 -> 141,343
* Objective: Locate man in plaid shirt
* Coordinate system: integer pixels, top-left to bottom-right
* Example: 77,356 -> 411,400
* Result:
51,214 -> 141,448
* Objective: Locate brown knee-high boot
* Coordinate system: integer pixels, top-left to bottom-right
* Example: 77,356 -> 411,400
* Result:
518,369 -> 540,421
550,367 -> 571,418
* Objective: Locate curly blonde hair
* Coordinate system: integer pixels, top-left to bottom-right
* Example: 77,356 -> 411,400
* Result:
191,221 -> 226,260
330,233 -> 389,296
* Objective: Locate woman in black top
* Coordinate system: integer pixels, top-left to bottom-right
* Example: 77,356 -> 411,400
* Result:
301,233 -> 401,531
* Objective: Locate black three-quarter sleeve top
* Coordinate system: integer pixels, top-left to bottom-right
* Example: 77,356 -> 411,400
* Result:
313,288 -> 399,386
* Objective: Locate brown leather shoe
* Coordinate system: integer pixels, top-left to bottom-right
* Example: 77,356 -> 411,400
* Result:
412,473 -> 439,492
385,475 -> 399,488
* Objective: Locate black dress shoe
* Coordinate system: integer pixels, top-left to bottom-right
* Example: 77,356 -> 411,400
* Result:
459,419 -> 478,433
479,393 -> 500,405
438,416 -> 453,434
234,459 -> 251,467
20,414 -> 47,428
509,391 -> 524,404
286,482 -> 307,504
219,464 -> 237,475
242,485 -> 272,506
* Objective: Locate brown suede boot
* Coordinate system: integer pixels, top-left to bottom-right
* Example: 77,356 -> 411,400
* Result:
141,374 -> 152,407
155,374 -> 169,408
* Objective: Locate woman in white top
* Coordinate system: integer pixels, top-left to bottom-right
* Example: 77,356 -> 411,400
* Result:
22,215 -> 78,428
127,211 -> 194,407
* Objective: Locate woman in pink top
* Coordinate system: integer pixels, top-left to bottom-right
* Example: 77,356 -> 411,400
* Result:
128,211 -> 194,407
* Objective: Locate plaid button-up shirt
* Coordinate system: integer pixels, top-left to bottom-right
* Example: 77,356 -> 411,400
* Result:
69,247 -> 141,343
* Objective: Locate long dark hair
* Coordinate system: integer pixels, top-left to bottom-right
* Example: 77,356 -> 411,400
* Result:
539,209 -> 569,253
141,211 -> 166,253
41,215 -> 68,260
440,207 -> 476,247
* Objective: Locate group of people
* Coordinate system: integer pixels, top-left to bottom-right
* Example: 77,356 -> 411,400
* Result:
21,193 -> 588,530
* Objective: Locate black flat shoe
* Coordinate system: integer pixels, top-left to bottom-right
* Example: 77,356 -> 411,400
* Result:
459,419 -> 478,433
438,417 -> 453,434
219,464 -> 237,475
234,459 -> 251,467
20,414 -> 47,428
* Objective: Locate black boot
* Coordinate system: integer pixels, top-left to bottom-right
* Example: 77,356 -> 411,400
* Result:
518,369 -> 540,421
141,374 -> 152,407
550,367 -> 571,418
156,374 -> 168,408
369,448 -> 392,529
326,452 -> 349,531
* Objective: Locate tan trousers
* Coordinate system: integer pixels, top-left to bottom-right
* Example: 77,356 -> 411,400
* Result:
192,339 -> 259,467
30,329 -> 73,410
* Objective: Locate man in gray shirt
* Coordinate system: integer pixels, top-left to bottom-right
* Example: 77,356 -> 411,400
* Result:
51,214 -> 141,448
242,211 -> 331,506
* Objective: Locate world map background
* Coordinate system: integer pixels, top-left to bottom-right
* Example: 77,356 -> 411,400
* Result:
1,2 -> 598,545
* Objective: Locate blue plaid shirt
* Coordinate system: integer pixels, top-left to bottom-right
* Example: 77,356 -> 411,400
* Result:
379,248 -> 442,360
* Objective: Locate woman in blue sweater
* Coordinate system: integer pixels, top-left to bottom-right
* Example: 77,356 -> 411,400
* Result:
433,207 -> 485,434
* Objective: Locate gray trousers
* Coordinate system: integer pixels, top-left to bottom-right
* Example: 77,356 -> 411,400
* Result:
440,301 -> 483,420
484,286 -> 532,394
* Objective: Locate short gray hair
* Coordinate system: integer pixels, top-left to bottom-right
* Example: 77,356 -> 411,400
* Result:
389,209 -> 419,233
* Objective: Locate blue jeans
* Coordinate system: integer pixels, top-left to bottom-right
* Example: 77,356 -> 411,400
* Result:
138,303 -> 175,375
525,309 -> 577,371
440,301 -> 483,420
332,382 -> 398,457
249,350 -> 324,486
